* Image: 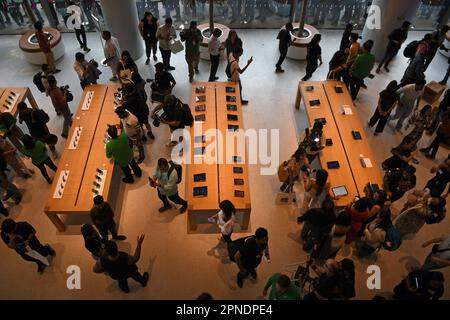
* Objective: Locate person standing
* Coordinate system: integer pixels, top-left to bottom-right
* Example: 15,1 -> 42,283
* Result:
105,125 -> 142,184
73,52 -> 99,89
34,21 -> 60,74
348,40 -> 375,100
376,21 -> 411,73
150,62 -> 176,102
389,81 -> 425,132
232,227 -> 270,288
399,54 -> 426,88
425,156 -> 450,197
275,22 -> 295,73
93,236 -> 149,293
439,56 -> 450,85
67,1 -> 91,52
345,198 -> 370,245
368,80 -> 399,135
327,50 -> 347,80
81,224 -> 104,258
420,111 -> 450,160
228,47 -> 253,105
21,134 -> 57,184
346,33 -> 361,67
18,102 -> 58,159
301,34 -> 323,81
225,30 -> 243,58
47,75 -> 73,138
102,30 -> 121,82
421,235 -> 450,271
180,20 -> 202,83
0,111 -> 24,150
1,218 -> 55,273
424,25 -> 450,71
90,195 -> 126,242
114,106 -> 145,164
208,28 -> 224,82
139,11 -> 159,64
339,23 -> 353,52
149,157 -> 188,213
0,161 -> 22,205
0,136 -> 33,178
156,17 -> 177,71
262,273 -> 300,300
209,200 -> 236,243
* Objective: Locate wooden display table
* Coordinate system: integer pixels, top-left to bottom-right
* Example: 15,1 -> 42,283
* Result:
186,82 -> 251,231
44,84 -> 120,232
0,87 -> 39,116
296,81 -> 383,205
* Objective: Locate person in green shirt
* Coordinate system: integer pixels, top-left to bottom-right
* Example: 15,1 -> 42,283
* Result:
21,134 -> 57,184
349,40 -> 375,100
180,20 -> 203,83
262,273 -> 300,300
105,125 -> 142,184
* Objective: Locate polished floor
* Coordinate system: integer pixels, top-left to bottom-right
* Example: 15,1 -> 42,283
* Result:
0,29 -> 449,300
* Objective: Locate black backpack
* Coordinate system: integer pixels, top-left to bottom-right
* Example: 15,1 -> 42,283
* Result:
32,109 -> 50,124
403,40 -> 419,59
180,102 -> 194,127
33,72 -> 46,93
225,59 -> 238,78
425,197 -> 447,224
168,160 -> 182,184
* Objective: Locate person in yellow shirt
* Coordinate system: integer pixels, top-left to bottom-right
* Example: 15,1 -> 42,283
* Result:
346,33 -> 361,66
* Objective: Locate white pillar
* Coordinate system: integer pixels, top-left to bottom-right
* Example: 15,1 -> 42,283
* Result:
99,0 -> 143,60
361,0 -> 421,61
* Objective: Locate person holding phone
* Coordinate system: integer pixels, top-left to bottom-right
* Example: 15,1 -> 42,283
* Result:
228,47 -> 253,105
209,200 -> 236,243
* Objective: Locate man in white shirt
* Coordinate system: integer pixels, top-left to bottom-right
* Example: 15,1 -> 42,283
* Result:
102,30 -> 121,82
156,17 -> 177,71
66,1 -> 90,52
228,47 -> 253,105
114,106 -> 145,163
73,52 -> 98,89
208,28 -> 224,81
390,80 -> 425,131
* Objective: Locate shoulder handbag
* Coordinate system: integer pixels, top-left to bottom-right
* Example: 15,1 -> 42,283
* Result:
170,39 -> 184,54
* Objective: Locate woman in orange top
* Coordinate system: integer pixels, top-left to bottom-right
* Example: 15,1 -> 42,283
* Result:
345,198 -> 370,244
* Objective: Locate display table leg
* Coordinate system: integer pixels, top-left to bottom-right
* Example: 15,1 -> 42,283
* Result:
46,212 -> 66,232
188,211 -> 198,231
295,82 -> 302,110
241,211 -> 250,230
26,88 -> 39,109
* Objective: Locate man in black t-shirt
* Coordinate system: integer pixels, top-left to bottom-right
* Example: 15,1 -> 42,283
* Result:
233,227 -> 270,288
93,235 -> 149,293
377,21 -> 411,73
275,22 -> 295,73
151,94 -> 185,147
1,218 -> 55,273
81,224 -> 104,258
151,62 -> 176,102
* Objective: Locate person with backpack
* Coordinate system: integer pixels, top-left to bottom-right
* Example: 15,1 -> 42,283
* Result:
229,227 -> 270,288
425,155 -> 450,197
376,21 -> 411,74
355,209 -> 394,259
93,235 -> 149,293
47,75 -> 73,138
421,234 -> 450,271
33,64 -> 50,94
149,157 -> 187,214
105,125 -> 142,184
424,25 -> 450,71
151,94 -> 188,147
114,106 -> 145,164
275,22 -> 295,73
73,52 -> 100,89
209,200 -> 236,243
17,102 -> 58,159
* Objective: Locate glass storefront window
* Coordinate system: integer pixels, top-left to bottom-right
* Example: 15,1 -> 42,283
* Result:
412,0 -> 450,30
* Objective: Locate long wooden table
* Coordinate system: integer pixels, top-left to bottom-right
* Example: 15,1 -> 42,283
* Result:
186,82 -> 251,230
0,87 -> 39,116
44,84 -> 120,232
296,81 -> 383,204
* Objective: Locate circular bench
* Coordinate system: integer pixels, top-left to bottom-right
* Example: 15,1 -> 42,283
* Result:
19,28 -> 65,65
198,23 -> 230,61
283,23 -> 320,60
